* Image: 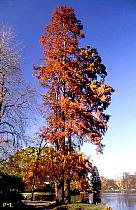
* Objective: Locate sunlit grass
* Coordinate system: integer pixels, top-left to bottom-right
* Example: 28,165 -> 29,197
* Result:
54,203 -> 109,210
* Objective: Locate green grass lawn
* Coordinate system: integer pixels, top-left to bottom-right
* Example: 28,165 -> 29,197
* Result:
52,203 -> 110,210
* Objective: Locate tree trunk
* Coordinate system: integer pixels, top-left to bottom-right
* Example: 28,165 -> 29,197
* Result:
55,182 -> 60,203
61,180 -> 65,203
67,178 -> 71,203
66,134 -> 72,203
31,179 -> 35,201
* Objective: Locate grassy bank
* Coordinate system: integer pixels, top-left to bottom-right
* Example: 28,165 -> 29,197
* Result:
52,203 -> 109,210
22,201 -> 111,210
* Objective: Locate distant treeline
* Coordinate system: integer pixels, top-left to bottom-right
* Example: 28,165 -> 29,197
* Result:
101,172 -> 136,191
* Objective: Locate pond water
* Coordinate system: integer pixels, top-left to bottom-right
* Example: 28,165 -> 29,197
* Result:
101,193 -> 136,210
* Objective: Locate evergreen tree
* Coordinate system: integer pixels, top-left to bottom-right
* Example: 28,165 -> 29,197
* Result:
91,166 -> 101,204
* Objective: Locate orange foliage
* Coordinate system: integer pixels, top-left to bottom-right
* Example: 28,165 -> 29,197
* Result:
34,6 -> 114,152
22,148 -> 91,190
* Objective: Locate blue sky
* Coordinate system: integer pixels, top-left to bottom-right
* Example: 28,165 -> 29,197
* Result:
1,0 -> 136,179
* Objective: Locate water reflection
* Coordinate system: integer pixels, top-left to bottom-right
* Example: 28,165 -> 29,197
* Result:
101,193 -> 136,210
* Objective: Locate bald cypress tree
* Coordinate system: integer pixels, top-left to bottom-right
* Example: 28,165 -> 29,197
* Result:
35,6 -> 114,203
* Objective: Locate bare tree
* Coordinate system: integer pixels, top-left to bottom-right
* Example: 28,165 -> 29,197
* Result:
0,25 -> 35,160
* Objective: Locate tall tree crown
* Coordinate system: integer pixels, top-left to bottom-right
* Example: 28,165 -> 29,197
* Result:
38,6 -> 84,85
35,6 -> 114,151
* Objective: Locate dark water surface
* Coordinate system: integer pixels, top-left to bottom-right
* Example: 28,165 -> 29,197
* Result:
101,193 -> 136,210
